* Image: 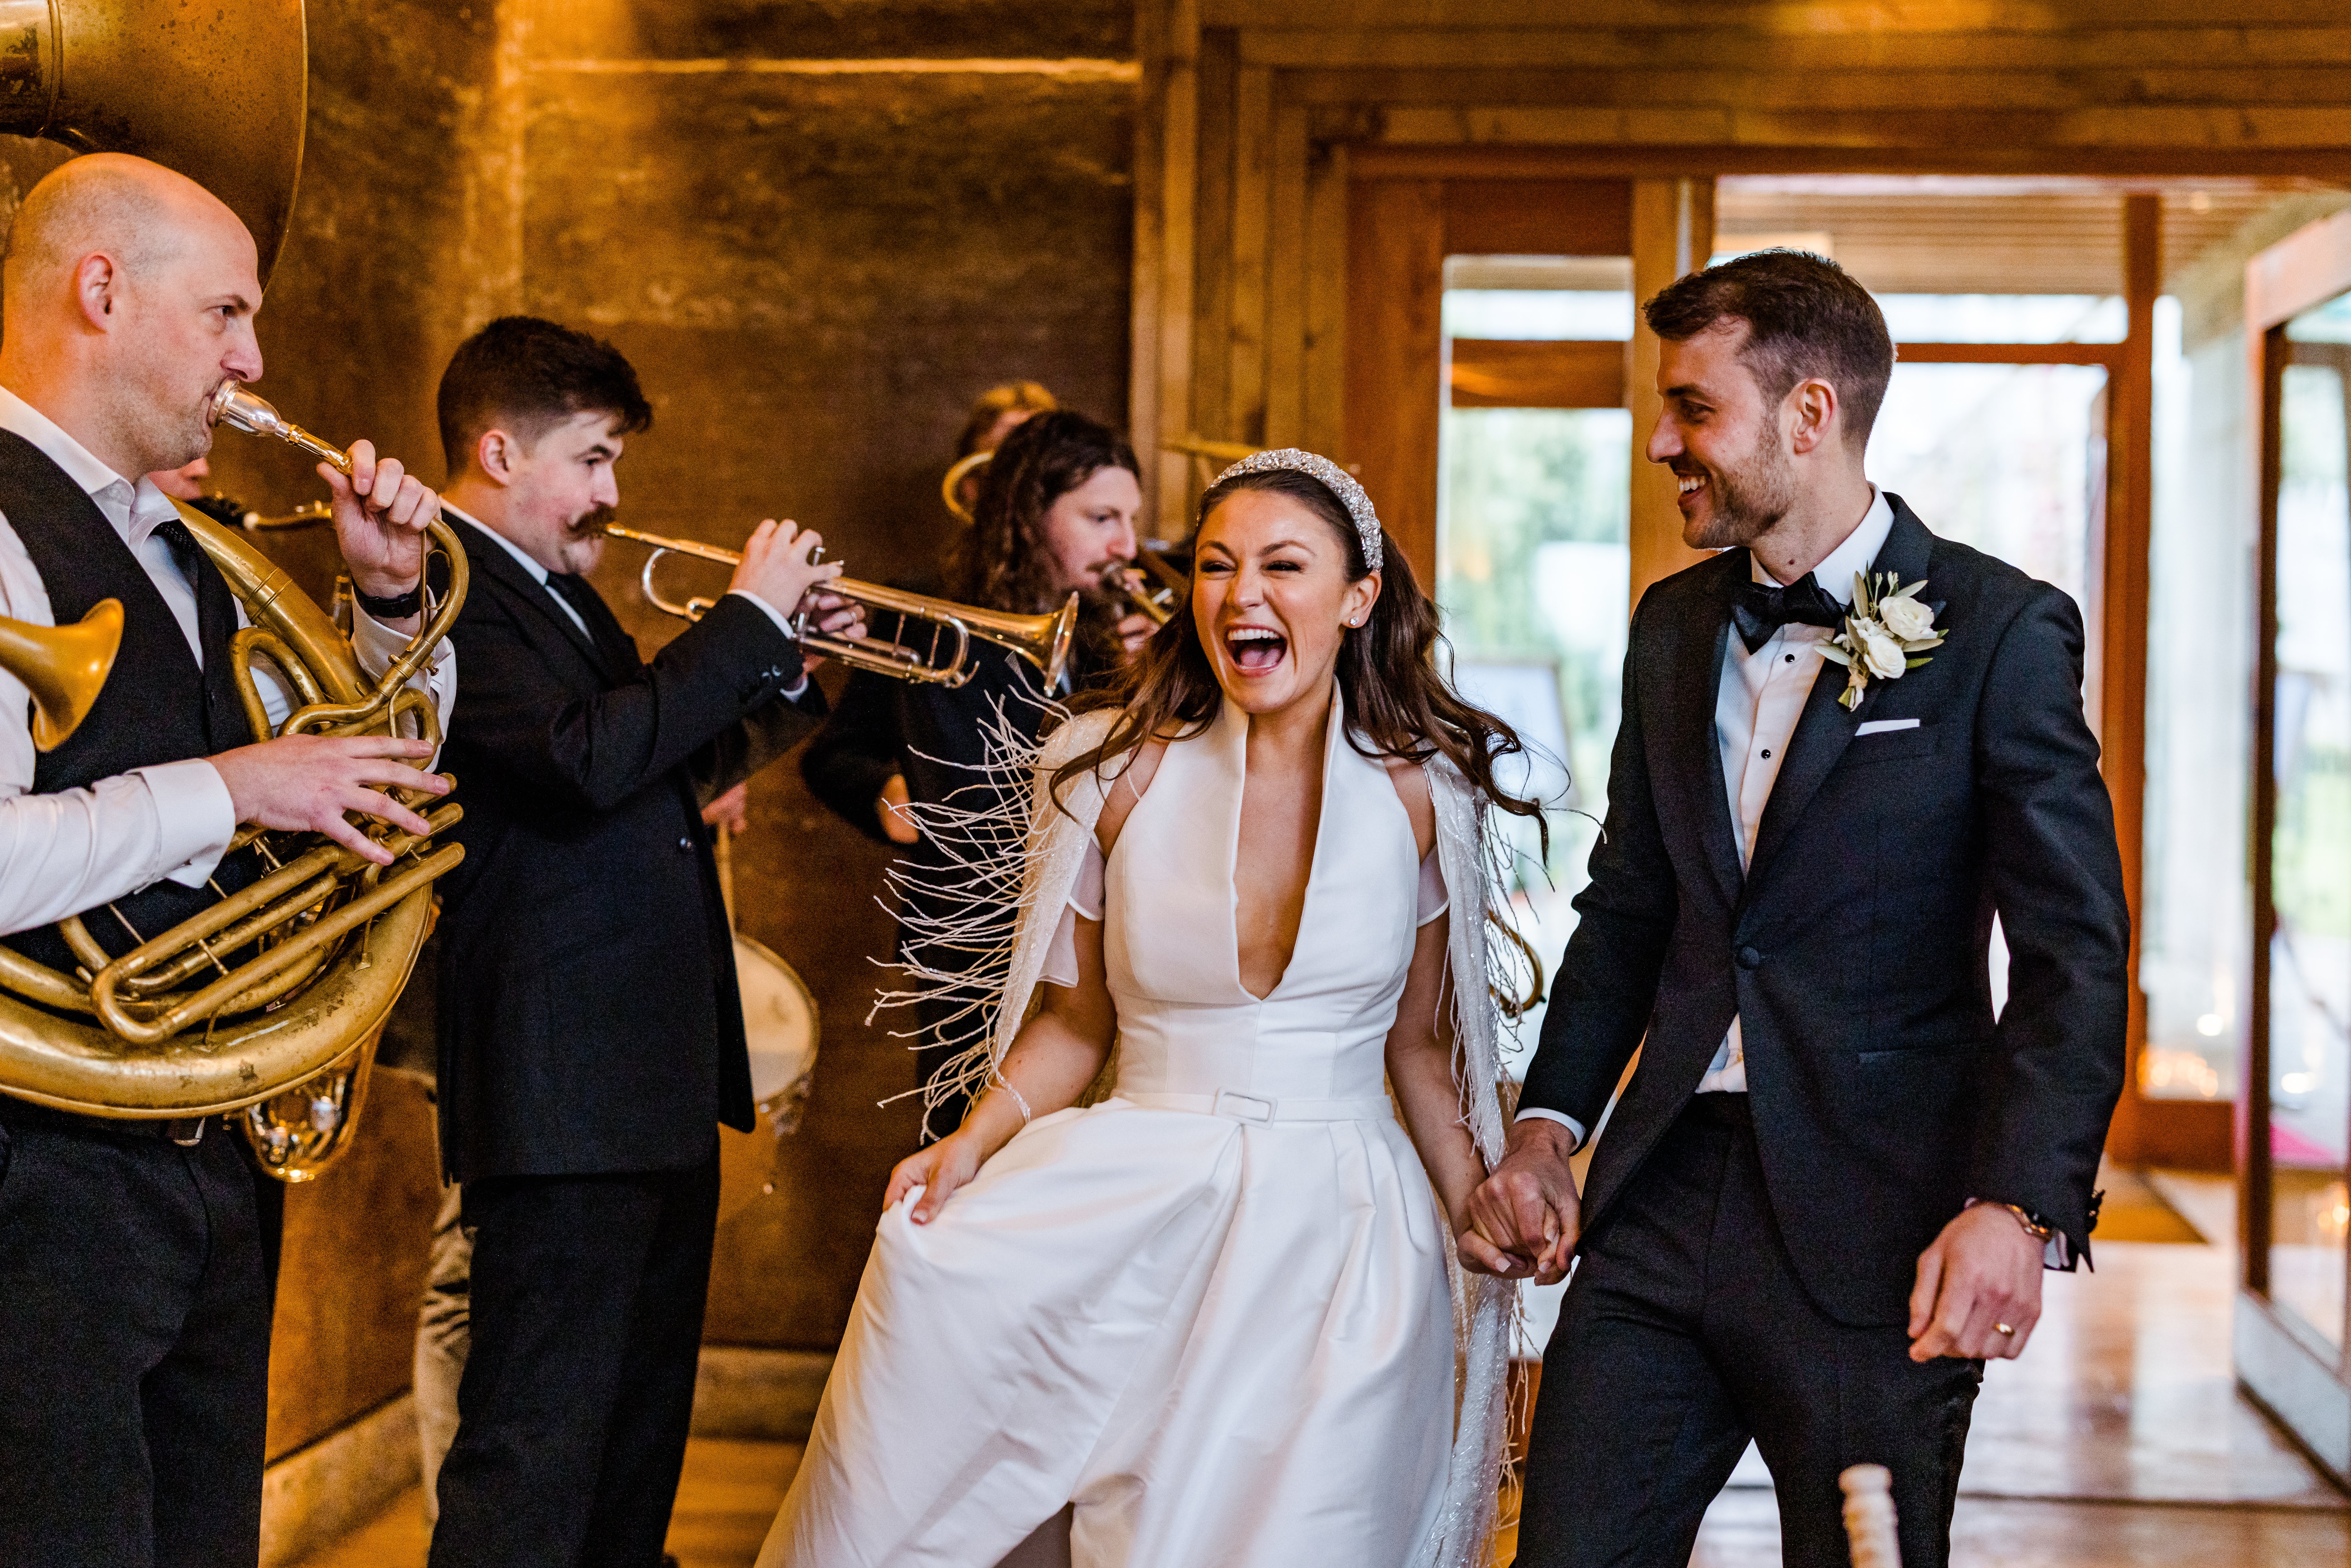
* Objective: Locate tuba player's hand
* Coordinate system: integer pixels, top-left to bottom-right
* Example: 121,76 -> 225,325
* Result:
323,438 -> 441,626
209,733 -> 451,867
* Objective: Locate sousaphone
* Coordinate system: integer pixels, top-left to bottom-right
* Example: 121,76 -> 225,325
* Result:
0,0 -> 307,282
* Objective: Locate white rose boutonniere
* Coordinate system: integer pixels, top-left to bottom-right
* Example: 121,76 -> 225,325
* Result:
1818,571 -> 1945,711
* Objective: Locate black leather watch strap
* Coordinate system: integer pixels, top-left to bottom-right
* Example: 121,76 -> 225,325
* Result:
353,584 -> 424,619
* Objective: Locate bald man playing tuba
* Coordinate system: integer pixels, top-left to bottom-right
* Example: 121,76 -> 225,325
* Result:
0,154 -> 454,1566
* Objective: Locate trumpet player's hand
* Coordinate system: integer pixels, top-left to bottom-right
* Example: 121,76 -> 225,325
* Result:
877,773 -> 919,845
209,734 -> 450,866
1115,611 -> 1154,660
793,592 -> 863,677
729,519 -> 840,634
324,439 -> 440,627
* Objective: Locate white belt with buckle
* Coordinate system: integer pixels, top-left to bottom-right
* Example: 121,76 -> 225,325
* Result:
1119,1089 -> 1393,1124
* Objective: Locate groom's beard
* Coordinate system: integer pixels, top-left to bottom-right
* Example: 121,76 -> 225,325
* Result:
1680,424 -> 1798,551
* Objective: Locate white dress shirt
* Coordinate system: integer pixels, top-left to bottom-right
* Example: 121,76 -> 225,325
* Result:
0,384 -> 457,937
448,506 -> 810,703
1519,490 -> 1892,1149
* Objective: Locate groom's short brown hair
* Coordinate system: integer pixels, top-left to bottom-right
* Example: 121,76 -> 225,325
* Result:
1644,250 -> 1894,451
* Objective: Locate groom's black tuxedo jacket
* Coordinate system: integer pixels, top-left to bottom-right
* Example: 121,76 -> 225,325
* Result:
1520,496 -> 2129,1326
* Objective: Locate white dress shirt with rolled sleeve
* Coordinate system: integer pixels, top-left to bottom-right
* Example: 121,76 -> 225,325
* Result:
0,384 -> 458,938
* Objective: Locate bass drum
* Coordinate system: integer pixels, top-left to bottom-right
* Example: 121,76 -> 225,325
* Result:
716,932 -> 821,1225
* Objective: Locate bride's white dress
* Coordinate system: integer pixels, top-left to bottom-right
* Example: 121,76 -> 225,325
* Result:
760,694 -> 1459,1567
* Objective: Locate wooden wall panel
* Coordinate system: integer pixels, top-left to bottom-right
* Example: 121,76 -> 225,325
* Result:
1443,178 -> 1633,257
1628,176 -> 1716,604
1343,179 -> 1446,581
1450,340 -> 1626,410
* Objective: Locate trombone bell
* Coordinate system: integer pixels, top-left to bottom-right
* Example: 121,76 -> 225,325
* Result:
0,600 -> 124,752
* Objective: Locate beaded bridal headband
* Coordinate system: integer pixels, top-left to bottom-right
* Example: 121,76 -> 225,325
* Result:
1210,448 -> 1384,572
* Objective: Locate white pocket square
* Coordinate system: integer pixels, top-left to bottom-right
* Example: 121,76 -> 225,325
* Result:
1854,718 -> 1921,736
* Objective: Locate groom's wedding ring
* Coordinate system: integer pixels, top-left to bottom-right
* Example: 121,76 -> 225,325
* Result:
1995,1323 -> 2016,1336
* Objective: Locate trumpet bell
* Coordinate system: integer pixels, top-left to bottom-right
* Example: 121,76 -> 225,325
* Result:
0,0 -> 308,284
0,599 -> 123,752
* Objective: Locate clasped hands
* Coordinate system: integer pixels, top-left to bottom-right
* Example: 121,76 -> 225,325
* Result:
1452,1118 -> 2047,1361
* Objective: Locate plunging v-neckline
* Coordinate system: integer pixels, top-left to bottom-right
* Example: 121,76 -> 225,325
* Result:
1227,689 -> 1341,1003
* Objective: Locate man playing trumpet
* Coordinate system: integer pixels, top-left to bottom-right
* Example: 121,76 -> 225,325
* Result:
802,407 -> 1148,1143
0,153 -> 454,1566
424,316 -> 850,1567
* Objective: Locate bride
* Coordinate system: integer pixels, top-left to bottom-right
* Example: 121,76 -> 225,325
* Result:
759,450 -> 1546,1568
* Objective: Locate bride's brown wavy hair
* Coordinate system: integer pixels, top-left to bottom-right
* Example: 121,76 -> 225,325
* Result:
1052,465 -> 1547,848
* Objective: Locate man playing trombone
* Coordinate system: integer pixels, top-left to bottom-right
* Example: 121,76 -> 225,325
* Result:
0,153 -> 454,1566
424,315 -> 850,1568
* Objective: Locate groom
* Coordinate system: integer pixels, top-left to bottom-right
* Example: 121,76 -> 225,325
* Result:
1459,250 -> 2128,1567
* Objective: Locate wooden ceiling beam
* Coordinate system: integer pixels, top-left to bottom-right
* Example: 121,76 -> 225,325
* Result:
1349,144 -> 2351,181
1238,27 -> 2351,72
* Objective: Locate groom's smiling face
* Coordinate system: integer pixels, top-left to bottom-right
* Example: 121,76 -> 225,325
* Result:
1649,318 -> 1800,551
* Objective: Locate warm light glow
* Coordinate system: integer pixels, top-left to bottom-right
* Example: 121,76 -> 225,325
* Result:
2143,1047 -> 2223,1099
2316,1182 -> 2349,1243
2283,1071 -> 2318,1096
2196,1013 -> 2225,1037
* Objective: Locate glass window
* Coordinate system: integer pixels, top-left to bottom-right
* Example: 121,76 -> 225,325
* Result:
1438,402 -> 1630,1065
1441,289 -> 1634,342
1877,294 -> 2127,344
1866,361 -> 2108,624
2266,292 -> 2351,1350
2143,297 -> 2252,1104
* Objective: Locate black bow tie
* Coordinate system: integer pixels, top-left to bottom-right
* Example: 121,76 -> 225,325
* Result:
1731,575 -> 1845,655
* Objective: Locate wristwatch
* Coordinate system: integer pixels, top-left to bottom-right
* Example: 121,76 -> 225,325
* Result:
354,583 -> 425,619
1993,1202 -> 2053,1244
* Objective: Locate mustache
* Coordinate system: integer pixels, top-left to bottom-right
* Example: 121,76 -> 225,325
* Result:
568,505 -> 619,537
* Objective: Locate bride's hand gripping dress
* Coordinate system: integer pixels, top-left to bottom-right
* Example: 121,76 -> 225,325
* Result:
759,686 -> 1516,1568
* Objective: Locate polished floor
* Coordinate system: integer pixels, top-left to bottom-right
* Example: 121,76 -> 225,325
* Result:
301,1171 -> 2347,1568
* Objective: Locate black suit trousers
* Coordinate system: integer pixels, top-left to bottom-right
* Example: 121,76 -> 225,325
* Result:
429,1146 -> 721,1568
1517,1096 -> 1982,1568
0,1106 -> 270,1568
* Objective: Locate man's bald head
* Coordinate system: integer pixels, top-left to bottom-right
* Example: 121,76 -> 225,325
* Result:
0,153 -> 264,482
3,153 -> 250,304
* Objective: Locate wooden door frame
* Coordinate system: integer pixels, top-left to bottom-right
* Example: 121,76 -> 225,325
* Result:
2241,205 -> 2351,1487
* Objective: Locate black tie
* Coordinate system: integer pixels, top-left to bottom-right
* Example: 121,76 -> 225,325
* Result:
1731,575 -> 1845,655
546,572 -> 632,669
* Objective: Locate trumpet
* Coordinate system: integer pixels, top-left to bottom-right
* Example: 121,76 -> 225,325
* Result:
599,524 -> 1078,692
1103,546 -> 1190,628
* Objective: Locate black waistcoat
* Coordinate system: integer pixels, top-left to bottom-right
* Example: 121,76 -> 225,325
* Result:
0,429 -> 258,974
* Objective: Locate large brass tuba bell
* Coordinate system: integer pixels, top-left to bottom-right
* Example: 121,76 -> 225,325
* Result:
0,0 -> 308,283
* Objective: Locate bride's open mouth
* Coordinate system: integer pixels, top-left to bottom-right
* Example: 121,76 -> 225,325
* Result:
1224,624 -> 1287,674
